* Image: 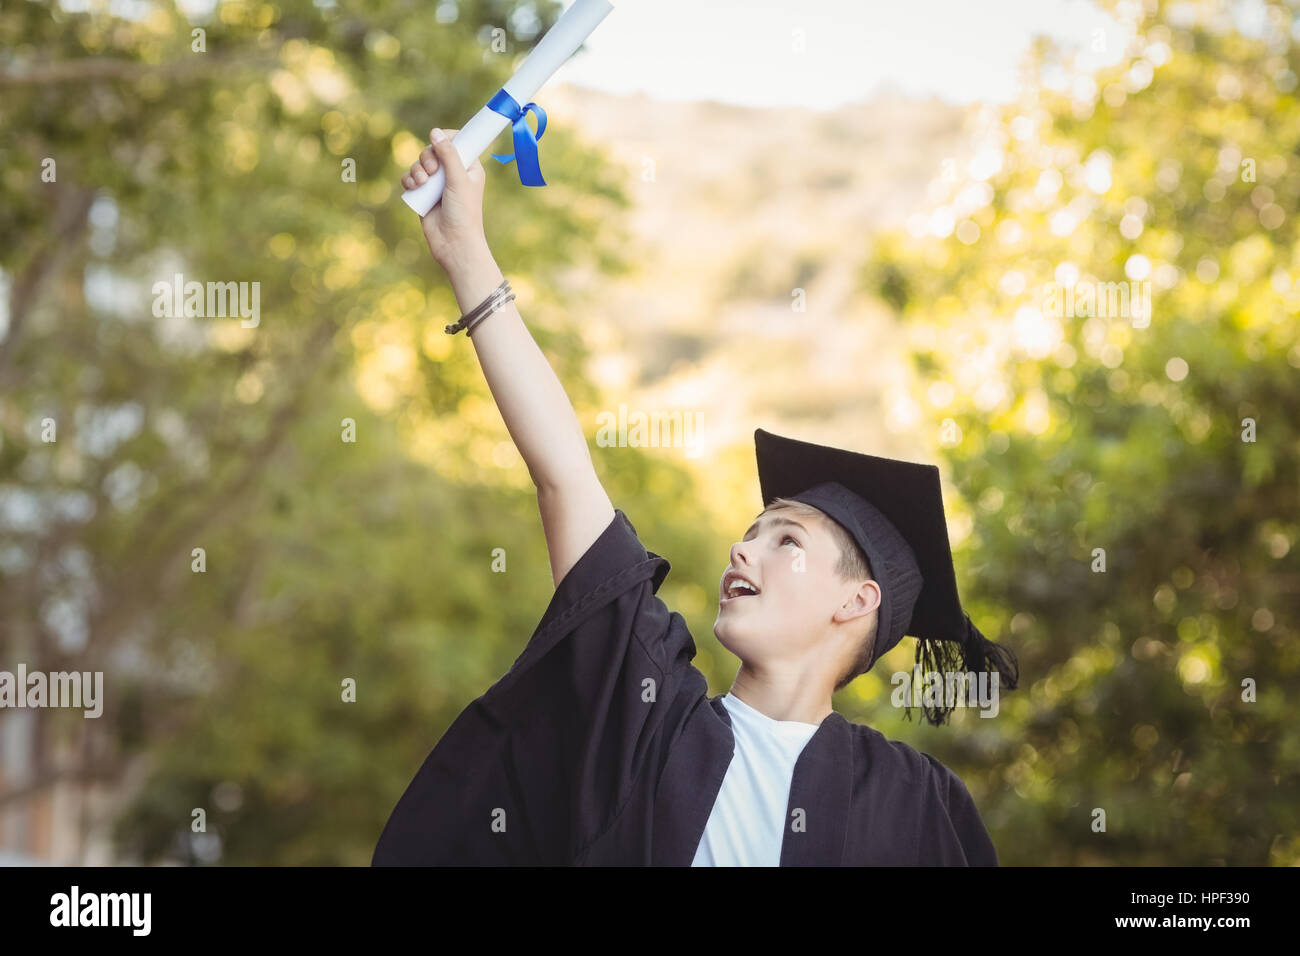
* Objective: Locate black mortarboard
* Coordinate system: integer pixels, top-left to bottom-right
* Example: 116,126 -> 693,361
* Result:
754,428 -> 1019,725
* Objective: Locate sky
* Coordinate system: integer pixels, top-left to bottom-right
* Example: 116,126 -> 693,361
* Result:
554,0 -> 1128,109
88,0 -> 1280,109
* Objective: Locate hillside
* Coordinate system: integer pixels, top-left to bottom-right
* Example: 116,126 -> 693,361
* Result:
542,81 -> 978,487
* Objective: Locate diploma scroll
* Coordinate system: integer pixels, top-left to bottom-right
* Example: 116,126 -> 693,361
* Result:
401,0 -> 614,216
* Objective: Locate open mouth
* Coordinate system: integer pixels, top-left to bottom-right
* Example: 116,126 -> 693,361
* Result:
721,575 -> 761,604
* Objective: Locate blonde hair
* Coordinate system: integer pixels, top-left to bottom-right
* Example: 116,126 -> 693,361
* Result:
765,497 -> 879,691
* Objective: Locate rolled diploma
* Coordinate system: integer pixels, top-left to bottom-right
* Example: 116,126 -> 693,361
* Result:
401,0 -> 615,216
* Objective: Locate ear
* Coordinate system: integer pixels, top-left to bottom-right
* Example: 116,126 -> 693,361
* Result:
832,579 -> 881,626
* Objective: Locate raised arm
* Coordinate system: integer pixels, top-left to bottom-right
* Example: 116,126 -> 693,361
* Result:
402,127 -> 614,587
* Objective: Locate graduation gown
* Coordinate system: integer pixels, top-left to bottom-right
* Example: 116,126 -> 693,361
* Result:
373,509 -> 999,866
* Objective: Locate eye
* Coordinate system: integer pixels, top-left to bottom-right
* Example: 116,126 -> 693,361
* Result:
782,534 -> 799,547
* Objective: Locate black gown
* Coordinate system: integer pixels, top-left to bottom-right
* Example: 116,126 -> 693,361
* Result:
373,509 -> 999,866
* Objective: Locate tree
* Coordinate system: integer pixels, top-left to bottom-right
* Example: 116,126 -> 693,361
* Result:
1,0 -> 703,864
861,0 -> 1299,863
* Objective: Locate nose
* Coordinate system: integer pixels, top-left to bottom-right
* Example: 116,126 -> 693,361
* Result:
729,539 -> 753,568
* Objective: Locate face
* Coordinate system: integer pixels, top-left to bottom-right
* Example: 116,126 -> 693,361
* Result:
713,506 -> 880,677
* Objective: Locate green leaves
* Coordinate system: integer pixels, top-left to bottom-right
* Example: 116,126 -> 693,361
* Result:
858,0 -> 1300,864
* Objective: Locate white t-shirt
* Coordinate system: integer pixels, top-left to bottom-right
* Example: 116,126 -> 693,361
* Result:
690,693 -> 822,867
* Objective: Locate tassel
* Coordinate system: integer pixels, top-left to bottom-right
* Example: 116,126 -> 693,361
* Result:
903,614 -> 1019,727
961,612 -> 1019,691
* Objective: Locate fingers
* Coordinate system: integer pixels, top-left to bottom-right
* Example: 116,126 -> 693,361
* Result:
401,128 -> 464,191
403,145 -> 437,188
403,150 -> 432,189
427,127 -> 470,190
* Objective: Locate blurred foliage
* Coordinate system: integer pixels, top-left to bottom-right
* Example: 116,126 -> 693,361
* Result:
0,0 -> 715,865
858,0 -> 1300,864
4,0 -> 1297,868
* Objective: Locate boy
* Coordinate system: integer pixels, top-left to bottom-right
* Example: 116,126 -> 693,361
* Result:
373,128 -> 1018,866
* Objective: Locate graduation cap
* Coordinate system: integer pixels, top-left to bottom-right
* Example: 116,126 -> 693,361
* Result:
754,428 -> 1019,725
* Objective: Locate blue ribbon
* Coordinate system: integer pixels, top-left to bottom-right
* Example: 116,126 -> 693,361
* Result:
487,88 -> 548,187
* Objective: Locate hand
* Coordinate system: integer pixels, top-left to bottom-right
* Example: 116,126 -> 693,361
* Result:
401,127 -> 489,272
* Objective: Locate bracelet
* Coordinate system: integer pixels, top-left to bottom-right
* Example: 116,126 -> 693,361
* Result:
445,278 -> 509,334
465,291 -> 516,337
445,278 -> 512,335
